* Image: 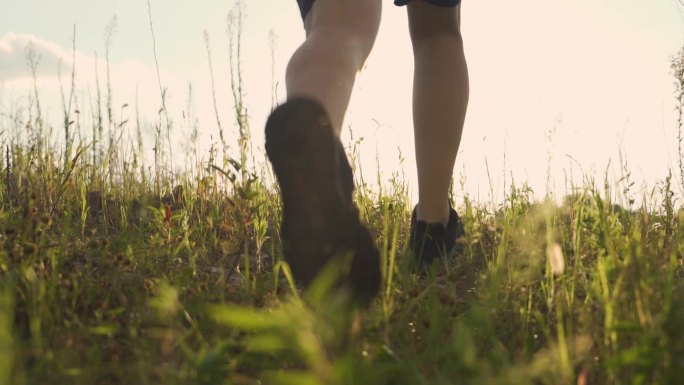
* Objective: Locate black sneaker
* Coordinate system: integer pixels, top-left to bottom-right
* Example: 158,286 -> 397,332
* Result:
409,204 -> 466,267
265,97 -> 380,304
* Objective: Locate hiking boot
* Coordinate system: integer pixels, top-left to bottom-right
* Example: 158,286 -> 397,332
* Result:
265,97 -> 380,304
409,204 -> 466,267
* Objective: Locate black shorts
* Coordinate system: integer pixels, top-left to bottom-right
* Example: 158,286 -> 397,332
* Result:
297,0 -> 461,21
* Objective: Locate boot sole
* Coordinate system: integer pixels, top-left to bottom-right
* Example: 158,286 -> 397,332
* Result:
265,98 -> 380,303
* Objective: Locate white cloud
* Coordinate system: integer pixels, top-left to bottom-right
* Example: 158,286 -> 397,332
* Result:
0,32 -> 162,94
0,32 -> 75,80
0,32 -> 185,117
0,32 -> 222,172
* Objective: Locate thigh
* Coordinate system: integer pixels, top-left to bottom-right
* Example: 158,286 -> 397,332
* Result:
296,0 -> 382,31
407,1 -> 461,40
307,0 -> 381,29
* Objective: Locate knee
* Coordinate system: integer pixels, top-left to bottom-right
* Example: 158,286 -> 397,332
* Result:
315,26 -> 378,67
305,1 -> 381,68
408,5 -> 462,45
301,25 -> 377,71
410,23 -> 462,47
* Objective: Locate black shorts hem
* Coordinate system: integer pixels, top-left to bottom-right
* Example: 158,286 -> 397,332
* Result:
297,0 -> 461,22
394,0 -> 461,6
297,0 -> 314,21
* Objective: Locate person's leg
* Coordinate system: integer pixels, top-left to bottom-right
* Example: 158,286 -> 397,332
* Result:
287,0 -> 382,135
264,0 -> 383,302
408,1 -> 468,226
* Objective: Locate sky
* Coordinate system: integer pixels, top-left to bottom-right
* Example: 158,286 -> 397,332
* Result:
1,0 -> 683,206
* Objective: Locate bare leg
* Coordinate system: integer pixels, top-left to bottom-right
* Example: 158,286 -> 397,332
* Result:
264,0 -> 383,300
408,1 -> 469,226
286,0 -> 382,136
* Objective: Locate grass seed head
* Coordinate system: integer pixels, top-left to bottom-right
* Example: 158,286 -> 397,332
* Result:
39,214 -> 51,226
23,242 -> 38,256
144,278 -> 155,292
87,239 -> 99,249
547,243 -> 565,275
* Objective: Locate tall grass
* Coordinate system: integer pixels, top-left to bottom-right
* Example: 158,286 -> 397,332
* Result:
0,7 -> 683,385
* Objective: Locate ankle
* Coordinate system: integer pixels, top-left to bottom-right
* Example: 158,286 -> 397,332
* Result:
416,202 -> 450,227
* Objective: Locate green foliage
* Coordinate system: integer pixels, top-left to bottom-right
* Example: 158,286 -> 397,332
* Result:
2,121 -> 683,384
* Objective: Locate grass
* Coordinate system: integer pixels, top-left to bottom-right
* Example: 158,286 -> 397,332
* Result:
1,12 -> 684,385
2,119 -> 684,384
